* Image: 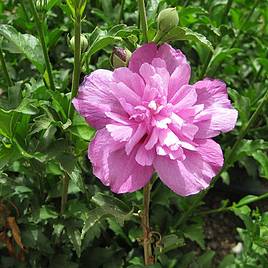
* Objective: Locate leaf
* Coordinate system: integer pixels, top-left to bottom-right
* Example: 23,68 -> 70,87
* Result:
0,24 -> 45,73
207,47 -> 241,75
156,234 -> 184,255
85,35 -> 121,59
219,254 -> 235,268
0,109 -> 13,138
67,227 -> 82,258
197,250 -> 215,267
183,224 -> 205,249
160,26 -> 213,51
70,114 -> 95,141
0,144 -> 20,169
252,151 -> 268,179
230,139 -> 268,165
39,206 -> 58,220
82,194 -> 133,239
92,192 -> 131,213
236,195 -> 258,207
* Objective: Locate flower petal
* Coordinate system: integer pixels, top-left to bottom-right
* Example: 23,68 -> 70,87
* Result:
88,129 -> 153,193
156,43 -> 190,75
128,43 -> 158,74
194,78 -> 238,138
153,139 -> 223,196
73,70 -> 122,129
113,67 -> 145,97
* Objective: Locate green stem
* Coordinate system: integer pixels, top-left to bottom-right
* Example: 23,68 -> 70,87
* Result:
198,192 -> 268,216
138,0 -> 148,43
28,0 -> 55,91
21,1 -> 30,23
60,174 -> 69,214
68,10 -> 81,119
142,182 -> 154,265
220,0 -> 233,25
199,50 -> 212,79
118,0 -> 125,23
0,49 -> 13,87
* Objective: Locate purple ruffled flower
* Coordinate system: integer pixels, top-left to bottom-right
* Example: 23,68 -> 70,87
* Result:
73,43 -> 238,196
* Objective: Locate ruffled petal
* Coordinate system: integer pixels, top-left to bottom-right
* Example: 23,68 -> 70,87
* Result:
113,67 -> 145,97
156,43 -> 189,74
73,70 -> 123,129
153,139 -> 223,196
194,79 -> 238,138
88,129 -> 153,193
128,43 -> 158,74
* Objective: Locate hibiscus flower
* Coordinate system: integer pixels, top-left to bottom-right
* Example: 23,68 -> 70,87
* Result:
73,43 -> 238,196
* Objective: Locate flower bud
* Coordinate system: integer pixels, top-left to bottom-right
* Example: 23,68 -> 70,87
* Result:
111,47 -> 132,68
157,8 -> 179,33
70,34 -> 89,53
35,0 -> 47,12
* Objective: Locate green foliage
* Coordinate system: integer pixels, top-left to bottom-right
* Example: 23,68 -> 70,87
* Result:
0,0 -> 268,267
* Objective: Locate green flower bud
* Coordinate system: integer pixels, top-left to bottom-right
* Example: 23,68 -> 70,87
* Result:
111,47 -> 132,68
157,8 -> 179,33
70,34 -> 89,53
35,0 -> 47,12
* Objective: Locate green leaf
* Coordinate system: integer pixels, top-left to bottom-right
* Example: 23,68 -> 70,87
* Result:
82,194 -> 133,239
85,35 -> 121,59
183,224 -> 205,249
207,47 -> 240,75
0,144 -> 20,169
160,26 -> 213,51
92,192 -> 131,213
70,114 -> 95,141
67,227 -> 82,258
0,109 -> 13,138
0,24 -> 45,73
219,254 -> 235,268
39,206 -> 58,220
237,195 -> 258,207
197,250 -> 215,267
156,234 -> 184,255
252,151 -> 268,179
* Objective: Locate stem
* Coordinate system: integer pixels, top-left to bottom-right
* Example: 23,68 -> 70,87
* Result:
142,182 -> 154,265
60,174 -> 69,214
68,9 -> 81,119
138,0 -> 148,43
220,0 -> 233,24
118,0 -> 125,23
28,0 -> 56,91
198,192 -> 268,216
199,50 -> 212,79
0,49 -> 13,87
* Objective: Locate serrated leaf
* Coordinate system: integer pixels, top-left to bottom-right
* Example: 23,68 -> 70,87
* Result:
0,24 -> 45,73
82,197 -> 133,240
160,26 -> 213,51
